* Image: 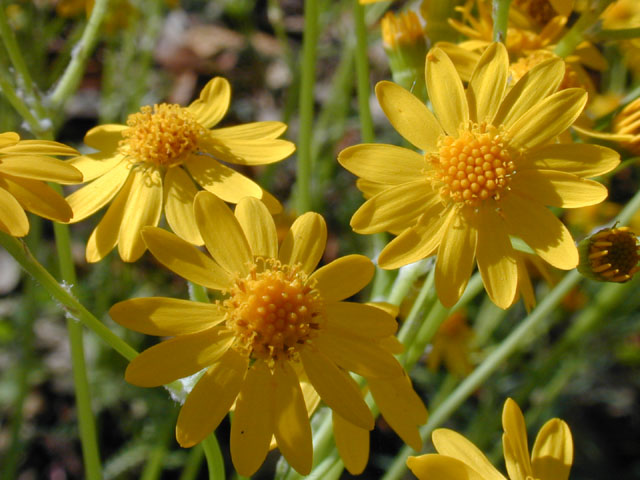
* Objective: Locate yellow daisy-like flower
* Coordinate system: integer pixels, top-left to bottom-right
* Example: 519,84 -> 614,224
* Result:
408,398 -> 573,480
0,132 -> 81,237
66,77 -> 295,263
339,42 -> 619,308
109,191 -> 424,476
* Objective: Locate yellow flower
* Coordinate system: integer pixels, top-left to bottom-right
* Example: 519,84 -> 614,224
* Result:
339,43 -> 619,308
578,225 -> 640,282
0,132 -> 81,237
109,192 -> 424,476
66,77 -> 295,263
408,398 -> 573,480
427,311 -> 474,377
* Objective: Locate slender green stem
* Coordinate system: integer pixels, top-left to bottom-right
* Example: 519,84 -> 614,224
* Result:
295,0 -> 319,214
179,445 -> 205,480
595,27 -> 640,40
0,71 -> 42,133
492,0 -> 512,43
0,232 -> 138,360
0,5 -> 48,123
553,2 -> 608,58
387,260 -> 430,305
49,0 -> 110,108
397,268 -> 436,353
354,0 -> 374,144
201,433 -> 225,480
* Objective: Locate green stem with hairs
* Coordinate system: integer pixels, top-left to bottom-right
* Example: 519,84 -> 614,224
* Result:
492,0 -> 512,43
295,0 -> 319,214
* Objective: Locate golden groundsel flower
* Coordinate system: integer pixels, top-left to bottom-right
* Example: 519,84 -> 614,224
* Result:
109,192 -> 426,476
339,42 -> 619,309
408,398 -> 573,480
578,226 -> 640,282
66,77 -> 295,263
0,132 -> 81,237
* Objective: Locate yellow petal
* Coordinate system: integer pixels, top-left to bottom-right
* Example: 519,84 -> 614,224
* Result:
315,330 -> 403,378
378,205 -> 452,270
338,144 -> 427,184
0,155 -> 82,184
187,77 -> 231,128
177,350 -> 248,447
66,161 -> 130,223
476,207 -> 518,309
0,132 -> 20,148
0,185 -> 29,236
325,302 -> 397,338
510,169 -> 608,208
425,47 -> 469,136
432,429 -> 507,480
234,196 -> 278,258
501,193 -> 578,269
164,166 -> 203,245
186,154 -> 263,203
467,42 -> 508,123
435,42 -> 481,82
375,81 -> 443,151
117,167 -> 163,262
494,57 -> 564,129
333,412 -> 369,475
0,139 -> 78,156
272,361 -> 312,475
299,347 -> 373,430
369,373 -> 427,451
84,124 -> 126,151
310,254 -> 374,302
502,398 -> 534,480
85,171 -> 134,263
124,327 -> 234,387
210,121 -> 287,140
199,136 -> 295,165
231,361 -> 276,477
69,152 -> 125,182
142,226 -> 232,289
351,181 -> 437,235
0,176 -> 73,223
509,88 -> 587,149
259,188 -> 282,214
278,212 -> 326,274
194,191 -> 252,276
531,419 -> 573,480
573,42 -> 607,71
521,143 -> 620,178
109,297 -> 225,336
407,454 -> 487,480
435,211 -> 478,308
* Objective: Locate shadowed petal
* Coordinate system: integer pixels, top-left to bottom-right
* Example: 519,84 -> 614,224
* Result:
333,412 -> 369,475
278,212 -> 327,274
407,454 -> 486,480
467,42 -> 509,123
531,419 -> 573,480
164,166 -> 203,245
187,77 -> 231,128
234,197 -> 278,259
502,398 -> 534,480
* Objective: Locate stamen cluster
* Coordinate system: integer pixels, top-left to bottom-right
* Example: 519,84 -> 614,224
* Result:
224,259 -> 324,363
429,124 -> 515,205
120,103 -> 204,167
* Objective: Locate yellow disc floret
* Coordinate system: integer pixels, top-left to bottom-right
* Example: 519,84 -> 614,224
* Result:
120,103 -> 205,167
225,259 -> 325,363
429,124 -> 515,205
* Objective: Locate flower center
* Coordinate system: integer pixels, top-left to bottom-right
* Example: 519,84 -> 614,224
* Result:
588,227 -> 640,282
224,259 -> 325,363
119,103 -> 204,167
428,124 -> 515,205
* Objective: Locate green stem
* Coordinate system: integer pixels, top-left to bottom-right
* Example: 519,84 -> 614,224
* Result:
0,70 -> 42,133
594,27 -> 640,40
397,268 -> 436,354
49,0 -> 110,108
354,0 -> 374,144
553,1 -> 608,58
0,231 -> 138,361
295,0 -> 319,214
201,433 -> 225,480
492,0 -> 512,43
140,410 -> 178,480
0,5 -> 48,124
387,260 -> 430,305
178,445 -> 205,480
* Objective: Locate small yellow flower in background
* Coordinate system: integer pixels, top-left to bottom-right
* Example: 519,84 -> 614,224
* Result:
66,77 -> 295,263
578,226 -> 640,282
109,192 -> 425,476
0,132 -> 81,237
339,42 -> 619,309
427,311 -> 474,377
408,398 -> 573,480
612,97 -> 640,155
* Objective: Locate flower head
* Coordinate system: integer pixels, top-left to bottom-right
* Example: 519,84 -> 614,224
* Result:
0,132 -> 81,237
578,226 -> 640,282
339,43 -> 619,308
408,398 -> 573,480
110,192 -> 425,476
66,77 -> 295,263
